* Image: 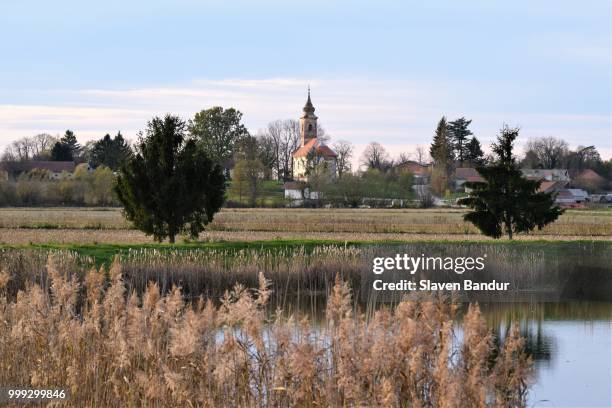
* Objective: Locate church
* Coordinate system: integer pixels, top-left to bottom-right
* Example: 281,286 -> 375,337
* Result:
291,89 -> 337,181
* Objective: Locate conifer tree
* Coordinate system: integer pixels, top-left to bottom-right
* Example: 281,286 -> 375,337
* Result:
429,117 -> 454,194
448,117 -> 473,164
115,115 -> 225,243
466,136 -> 485,166
458,126 -> 563,239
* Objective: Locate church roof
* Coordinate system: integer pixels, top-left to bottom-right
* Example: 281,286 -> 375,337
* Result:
293,138 -> 337,158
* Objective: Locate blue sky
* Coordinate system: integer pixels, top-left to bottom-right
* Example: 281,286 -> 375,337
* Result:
1,0 -> 610,161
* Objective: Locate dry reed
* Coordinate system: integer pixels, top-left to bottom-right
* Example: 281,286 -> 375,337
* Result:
0,257 -> 532,407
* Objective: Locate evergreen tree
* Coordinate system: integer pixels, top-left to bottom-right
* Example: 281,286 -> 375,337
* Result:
466,136 -> 485,166
430,117 -> 454,167
50,130 -> 81,161
429,117 -> 454,194
447,117 -> 473,164
115,115 -> 226,243
50,141 -> 73,161
89,132 -> 132,170
458,126 -> 563,239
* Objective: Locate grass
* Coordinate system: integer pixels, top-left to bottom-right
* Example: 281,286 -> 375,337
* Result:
226,180 -> 285,206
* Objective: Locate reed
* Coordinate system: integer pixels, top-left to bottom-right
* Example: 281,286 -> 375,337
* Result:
0,258 -> 532,407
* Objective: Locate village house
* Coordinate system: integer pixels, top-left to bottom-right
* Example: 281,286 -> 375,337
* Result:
0,161 -> 76,181
521,168 -> 570,181
396,161 -> 431,185
454,167 -> 484,191
573,169 -> 607,191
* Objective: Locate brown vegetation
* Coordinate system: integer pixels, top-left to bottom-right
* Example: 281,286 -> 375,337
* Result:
0,258 -> 532,407
0,208 -> 609,244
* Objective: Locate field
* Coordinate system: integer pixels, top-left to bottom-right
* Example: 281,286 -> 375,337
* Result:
0,207 -> 610,245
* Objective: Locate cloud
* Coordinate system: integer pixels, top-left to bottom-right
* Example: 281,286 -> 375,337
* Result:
0,77 -> 610,166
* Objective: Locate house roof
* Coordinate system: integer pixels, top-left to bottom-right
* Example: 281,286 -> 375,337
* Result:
397,161 -> 431,176
455,167 -> 484,182
283,181 -> 306,190
538,180 -> 568,193
292,138 -> 337,158
567,189 -> 589,197
521,169 -> 570,180
0,161 -> 76,173
576,169 -> 605,183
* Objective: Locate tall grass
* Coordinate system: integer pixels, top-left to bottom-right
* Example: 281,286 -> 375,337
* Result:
0,258 -> 532,407
2,242 -> 610,303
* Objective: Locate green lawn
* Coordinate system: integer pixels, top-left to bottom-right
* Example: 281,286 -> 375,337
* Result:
226,180 -> 285,206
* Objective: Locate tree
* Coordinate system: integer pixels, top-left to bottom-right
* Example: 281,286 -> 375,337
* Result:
430,117 -> 454,167
3,134 -> 59,161
414,145 -> 429,165
458,126 -> 563,239
465,137 -> 485,166
361,142 -> 392,172
429,117 -> 454,194
188,107 -> 250,169
255,132 -> 278,180
332,140 -> 353,178
115,115 -> 226,243
89,132 -> 132,170
50,130 -> 82,162
50,141 -> 73,161
448,117 -> 473,164
524,136 -> 568,168
264,119 -> 301,180
564,145 -> 602,174
61,130 -> 81,158
231,159 -> 265,206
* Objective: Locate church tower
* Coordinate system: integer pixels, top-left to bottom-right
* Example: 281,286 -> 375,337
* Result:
299,87 -> 317,146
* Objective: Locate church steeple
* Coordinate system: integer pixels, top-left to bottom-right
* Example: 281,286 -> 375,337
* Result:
303,86 -> 315,115
299,87 -> 317,146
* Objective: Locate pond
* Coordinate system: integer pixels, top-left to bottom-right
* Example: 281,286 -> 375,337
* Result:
479,302 -> 612,407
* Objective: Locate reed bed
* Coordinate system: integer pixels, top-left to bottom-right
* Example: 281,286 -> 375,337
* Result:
0,259 -> 532,407
2,242 -> 609,303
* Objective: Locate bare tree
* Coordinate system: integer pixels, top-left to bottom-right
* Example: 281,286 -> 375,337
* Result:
255,131 -> 278,180
414,145 -> 429,165
396,152 -> 411,165
332,140 -> 353,178
31,134 -> 58,159
525,136 -> 569,169
2,134 -> 59,162
264,119 -> 300,181
316,123 -> 330,144
361,142 -> 391,171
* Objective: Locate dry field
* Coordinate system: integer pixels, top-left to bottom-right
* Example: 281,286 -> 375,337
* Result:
0,207 -> 610,244
0,260 -> 532,407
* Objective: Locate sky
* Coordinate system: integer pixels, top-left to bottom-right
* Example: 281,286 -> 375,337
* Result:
1,0 -> 611,165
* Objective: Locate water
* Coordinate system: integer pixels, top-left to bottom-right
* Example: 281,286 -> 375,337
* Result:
478,303 -> 612,408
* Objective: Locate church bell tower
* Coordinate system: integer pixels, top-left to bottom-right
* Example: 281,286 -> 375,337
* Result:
299,87 -> 318,146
